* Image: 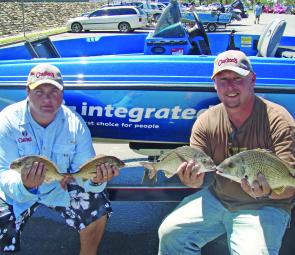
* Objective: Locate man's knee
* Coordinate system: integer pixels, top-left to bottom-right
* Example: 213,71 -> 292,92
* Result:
159,220 -> 203,255
158,219 -> 173,242
158,219 -> 183,252
82,214 -> 107,235
159,219 -> 173,242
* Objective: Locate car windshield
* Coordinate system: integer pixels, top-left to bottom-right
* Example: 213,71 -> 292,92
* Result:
136,8 -> 145,15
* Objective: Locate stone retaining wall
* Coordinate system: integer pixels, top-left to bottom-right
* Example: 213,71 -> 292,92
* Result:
0,1 -> 104,36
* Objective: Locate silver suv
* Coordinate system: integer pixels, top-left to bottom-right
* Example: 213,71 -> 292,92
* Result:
67,6 -> 147,33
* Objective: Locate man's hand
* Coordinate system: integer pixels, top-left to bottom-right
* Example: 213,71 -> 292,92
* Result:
91,162 -> 119,184
21,161 -> 46,189
241,173 -> 272,199
60,175 -> 75,190
177,160 -> 205,188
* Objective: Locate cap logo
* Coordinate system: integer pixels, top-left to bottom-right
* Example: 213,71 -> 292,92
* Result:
27,64 -> 63,90
218,57 -> 238,66
36,71 -> 55,78
211,50 -> 252,79
30,71 -> 57,79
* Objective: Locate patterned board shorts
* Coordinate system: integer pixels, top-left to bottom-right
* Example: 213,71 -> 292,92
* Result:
0,184 -> 112,252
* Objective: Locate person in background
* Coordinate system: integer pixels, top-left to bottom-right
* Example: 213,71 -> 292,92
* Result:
254,2 -> 263,24
189,2 -> 196,12
219,3 -> 225,13
158,50 -> 295,255
0,63 -> 119,255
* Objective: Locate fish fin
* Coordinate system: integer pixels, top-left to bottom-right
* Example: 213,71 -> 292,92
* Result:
150,175 -> 157,184
289,173 -> 295,188
142,168 -> 157,185
200,167 -> 217,173
252,148 -> 273,153
272,186 -> 286,195
164,172 -> 175,178
174,151 -> 187,162
158,150 -> 172,161
252,148 -> 286,160
44,177 -> 55,183
140,162 -> 157,179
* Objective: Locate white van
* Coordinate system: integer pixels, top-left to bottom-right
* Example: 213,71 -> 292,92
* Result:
66,6 -> 147,33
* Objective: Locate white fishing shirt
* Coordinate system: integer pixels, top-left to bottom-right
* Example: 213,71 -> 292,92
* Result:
0,99 -> 106,218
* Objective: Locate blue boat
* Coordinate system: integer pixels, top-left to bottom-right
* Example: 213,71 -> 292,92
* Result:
0,14 -> 294,144
182,11 -> 232,32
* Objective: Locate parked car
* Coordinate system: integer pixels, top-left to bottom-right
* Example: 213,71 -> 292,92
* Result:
208,2 -> 223,11
263,5 -> 273,13
150,2 -> 166,20
153,2 -> 166,10
224,5 -> 242,21
160,1 -> 170,6
66,6 -> 147,33
285,5 -> 292,14
273,3 -> 287,14
134,1 -> 164,23
100,2 -> 150,21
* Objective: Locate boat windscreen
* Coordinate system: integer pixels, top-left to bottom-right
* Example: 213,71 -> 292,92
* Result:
153,0 -> 184,38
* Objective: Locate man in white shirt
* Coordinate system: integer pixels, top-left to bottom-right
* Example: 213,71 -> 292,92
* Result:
0,63 -> 119,254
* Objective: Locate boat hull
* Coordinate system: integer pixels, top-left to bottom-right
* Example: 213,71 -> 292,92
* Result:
0,55 -> 294,144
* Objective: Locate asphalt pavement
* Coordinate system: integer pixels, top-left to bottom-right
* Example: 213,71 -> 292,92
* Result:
50,13 -> 295,40
2,12 -> 295,255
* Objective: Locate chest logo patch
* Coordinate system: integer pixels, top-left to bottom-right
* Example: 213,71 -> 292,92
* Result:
18,130 -> 33,143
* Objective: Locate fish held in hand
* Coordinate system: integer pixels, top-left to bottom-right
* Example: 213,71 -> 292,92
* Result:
140,146 -> 216,179
10,155 -> 63,183
216,149 -> 295,195
74,154 -> 126,180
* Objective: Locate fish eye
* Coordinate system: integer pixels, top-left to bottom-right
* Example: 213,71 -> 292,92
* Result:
228,162 -> 234,168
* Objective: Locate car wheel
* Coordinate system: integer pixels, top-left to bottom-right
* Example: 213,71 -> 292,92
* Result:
207,23 -> 217,32
118,22 -> 131,33
71,22 -> 83,33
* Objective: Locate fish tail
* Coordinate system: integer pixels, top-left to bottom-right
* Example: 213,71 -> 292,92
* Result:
140,162 -> 157,179
45,174 -> 64,183
288,174 -> 295,188
44,176 -> 57,183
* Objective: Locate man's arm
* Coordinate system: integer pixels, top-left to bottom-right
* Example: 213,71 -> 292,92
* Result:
269,187 -> 295,199
0,116 -> 38,202
177,112 -> 210,188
